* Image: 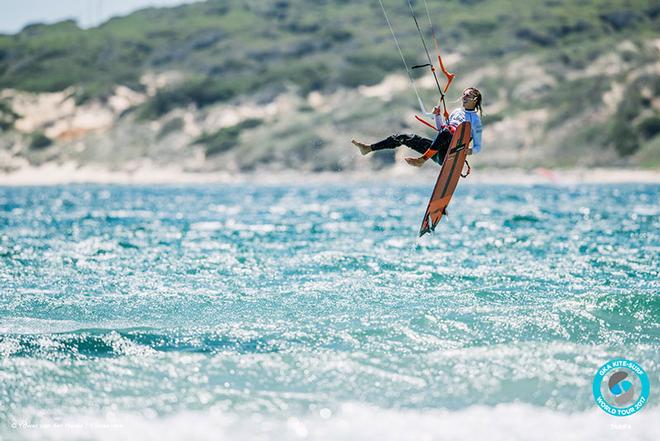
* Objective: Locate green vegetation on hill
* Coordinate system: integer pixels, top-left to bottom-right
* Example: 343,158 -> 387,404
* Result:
193,118 -> 262,156
28,131 -> 52,150
0,0 -> 658,167
1,0 -> 657,100
0,99 -> 18,130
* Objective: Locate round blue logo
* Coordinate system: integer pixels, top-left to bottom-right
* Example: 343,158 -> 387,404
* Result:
592,359 -> 650,416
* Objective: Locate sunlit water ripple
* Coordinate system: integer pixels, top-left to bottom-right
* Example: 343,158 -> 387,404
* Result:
0,183 -> 658,440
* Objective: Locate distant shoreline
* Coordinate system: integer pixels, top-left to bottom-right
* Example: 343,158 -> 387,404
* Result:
0,163 -> 659,186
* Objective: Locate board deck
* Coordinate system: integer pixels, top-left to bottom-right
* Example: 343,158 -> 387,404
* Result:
419,122 -> 472,237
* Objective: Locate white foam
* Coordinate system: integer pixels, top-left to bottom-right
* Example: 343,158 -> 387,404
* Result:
8,403 -> 659,441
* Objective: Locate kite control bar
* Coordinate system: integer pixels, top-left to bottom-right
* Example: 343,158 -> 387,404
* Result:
411,63 -> 433,70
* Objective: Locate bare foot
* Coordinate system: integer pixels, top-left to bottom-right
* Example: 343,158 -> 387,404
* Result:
351,139 -> 372,156
405,157 -> 425,167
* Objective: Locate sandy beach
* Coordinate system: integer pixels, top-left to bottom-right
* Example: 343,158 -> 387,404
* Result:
1,163 -> 659,186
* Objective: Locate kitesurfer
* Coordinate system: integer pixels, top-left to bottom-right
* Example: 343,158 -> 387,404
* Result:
352,87 -> 483,166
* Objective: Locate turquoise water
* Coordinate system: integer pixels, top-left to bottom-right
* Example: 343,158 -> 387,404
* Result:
1,183 -> 658,440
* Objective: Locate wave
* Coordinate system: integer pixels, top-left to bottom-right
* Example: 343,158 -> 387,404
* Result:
4,403 -> 658,441
0,327 -> 282,358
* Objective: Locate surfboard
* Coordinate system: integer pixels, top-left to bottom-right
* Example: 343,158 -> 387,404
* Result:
419,121 -> 472,237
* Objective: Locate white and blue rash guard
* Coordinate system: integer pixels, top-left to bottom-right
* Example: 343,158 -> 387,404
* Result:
432,108 -> 483,153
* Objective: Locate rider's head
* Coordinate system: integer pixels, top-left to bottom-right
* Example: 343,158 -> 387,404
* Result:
462,87 -> 482,115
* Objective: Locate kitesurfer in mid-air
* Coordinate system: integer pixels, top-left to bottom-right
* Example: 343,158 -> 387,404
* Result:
352,87 -> 483,166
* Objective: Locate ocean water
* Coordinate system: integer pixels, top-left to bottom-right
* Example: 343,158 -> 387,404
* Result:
0,182 -> 658,440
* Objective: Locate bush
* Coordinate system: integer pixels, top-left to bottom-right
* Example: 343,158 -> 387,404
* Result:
29,131 -> 53,150
610,122 -> 639,156
600,11 -> 641,31
0,100 -> 18,130
346,48 -> 403,72
263,62 -> 331,95
237,118 -> 262,130
321,28 -> 352,44
158,117 -> 184,138
138,77 -> 255,120
200,128 -> 240,156
193,118 -> 262,156
338,65 -> 384,88
515,28 -> 556,47
637,116 -> 660,140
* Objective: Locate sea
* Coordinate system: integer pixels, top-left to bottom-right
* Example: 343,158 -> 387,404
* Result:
0,182 -> 658,440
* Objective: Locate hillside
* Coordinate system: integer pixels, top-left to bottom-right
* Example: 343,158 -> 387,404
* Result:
0,0 -> 659,173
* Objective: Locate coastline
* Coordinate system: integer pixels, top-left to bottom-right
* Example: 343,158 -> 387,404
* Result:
0,163 -> 659,186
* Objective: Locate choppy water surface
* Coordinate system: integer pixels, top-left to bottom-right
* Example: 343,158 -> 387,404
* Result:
1,182 -> 658,440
